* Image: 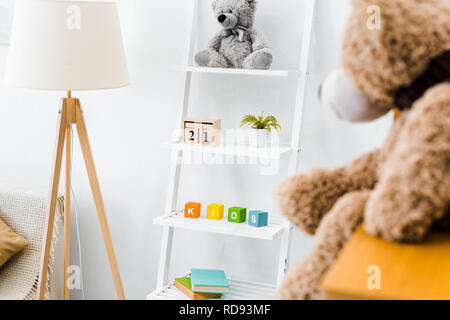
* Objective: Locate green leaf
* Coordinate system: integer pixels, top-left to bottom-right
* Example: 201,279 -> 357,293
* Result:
240,112 -> 282,133
240,115 -> 259,128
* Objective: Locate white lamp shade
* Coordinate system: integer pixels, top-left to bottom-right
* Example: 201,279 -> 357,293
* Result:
5,0 -> 129,91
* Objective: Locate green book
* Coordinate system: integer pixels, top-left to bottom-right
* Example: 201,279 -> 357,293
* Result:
174,276 -> 221,300
190,269 -> 229,293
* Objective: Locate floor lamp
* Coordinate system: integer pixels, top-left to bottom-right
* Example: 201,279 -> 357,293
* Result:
5,0 -> 129,300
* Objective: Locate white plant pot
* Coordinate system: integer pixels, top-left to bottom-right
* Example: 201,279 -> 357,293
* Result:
252,129 -> 270,148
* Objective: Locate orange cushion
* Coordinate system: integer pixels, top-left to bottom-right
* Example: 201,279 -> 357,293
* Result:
0,218 -> 29,267
322,226 -> 450,300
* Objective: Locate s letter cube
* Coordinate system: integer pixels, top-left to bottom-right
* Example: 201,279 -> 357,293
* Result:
228,207 -> 247,223
184,202 -> 201,219
207,204 -> 224,220
248,210 -> 268,227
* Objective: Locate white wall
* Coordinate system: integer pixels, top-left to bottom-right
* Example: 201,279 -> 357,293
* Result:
0,0 -> 392,299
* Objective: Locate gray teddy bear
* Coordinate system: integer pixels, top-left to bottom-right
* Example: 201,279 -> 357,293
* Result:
195,0 -> 273,70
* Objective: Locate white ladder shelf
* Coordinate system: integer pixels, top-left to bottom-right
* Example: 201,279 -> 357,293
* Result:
147,0 -> 317,300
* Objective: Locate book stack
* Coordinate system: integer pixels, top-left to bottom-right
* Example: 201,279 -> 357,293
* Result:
174,268 -> 229,300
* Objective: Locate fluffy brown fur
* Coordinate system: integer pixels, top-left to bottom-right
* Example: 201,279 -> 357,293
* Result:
276,151 -> 379,235
278,190 -> 370,300
276,0 -> 450,300
365,84 -> 450,242
343,0 -> 450,110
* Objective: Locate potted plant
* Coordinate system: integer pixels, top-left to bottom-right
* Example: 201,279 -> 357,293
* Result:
240,112 -> 282,148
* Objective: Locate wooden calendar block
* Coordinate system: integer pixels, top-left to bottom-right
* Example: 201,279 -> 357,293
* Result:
182,118 -> 221,147
200,125 -> 212,145
207,204 -> 224,220
194,122 -> 203,143
228,207 -> 247,223
248,210 -> 268,227
184,202 -> 201,219
200,124 -> 221,147
184,122 -> 198,144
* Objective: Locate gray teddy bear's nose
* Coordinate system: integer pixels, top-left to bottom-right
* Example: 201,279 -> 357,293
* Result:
218,14 -> 226,23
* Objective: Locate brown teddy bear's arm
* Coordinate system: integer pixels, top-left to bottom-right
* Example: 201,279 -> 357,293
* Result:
365,83 -> 450,242
277,190 -> 370,300
275,149 -> 379,235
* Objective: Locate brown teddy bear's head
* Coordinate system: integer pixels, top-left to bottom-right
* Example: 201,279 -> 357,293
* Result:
321,0 -> 450,122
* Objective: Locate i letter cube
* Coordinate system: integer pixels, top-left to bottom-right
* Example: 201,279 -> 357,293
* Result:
207,204 -> 224,220
184,202 -> 201,219
248,210 -> 268,227
228,207 -> 247,223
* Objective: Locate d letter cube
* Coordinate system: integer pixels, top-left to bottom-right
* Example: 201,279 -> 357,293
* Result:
184,202 -> 201,219
248,210 -> 268,227
207,204 -> 224,220
228,207 -> 247,223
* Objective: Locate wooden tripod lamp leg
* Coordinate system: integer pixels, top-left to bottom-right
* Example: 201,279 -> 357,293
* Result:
64,125 -> 71,300
37,101 -> 67,300
63,97 -> 76,300
75,101 -> 126,300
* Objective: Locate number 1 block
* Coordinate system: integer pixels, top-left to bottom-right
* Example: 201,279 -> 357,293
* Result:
248,210 -> 268,227
228,207 -> 247,223
184,202 -> 201,219
207,204 -> 224,220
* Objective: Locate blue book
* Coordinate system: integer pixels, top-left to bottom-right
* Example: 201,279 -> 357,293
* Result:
190,268 -> 229,293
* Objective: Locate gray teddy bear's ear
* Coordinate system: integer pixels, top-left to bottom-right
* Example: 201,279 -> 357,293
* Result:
247,0 -> 257,10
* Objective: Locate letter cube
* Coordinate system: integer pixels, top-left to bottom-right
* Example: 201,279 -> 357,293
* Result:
228,207 -> 247,223
184,202 -> 201,219
248,210 -> 268,227
207,204 -> 224,220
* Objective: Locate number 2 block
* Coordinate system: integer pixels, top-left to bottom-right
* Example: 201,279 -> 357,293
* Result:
228,207 -> 247,223
184,122 -> 198,144
207,204 -> 224,220
248,210 -> 268,227
184,202 -> 201,218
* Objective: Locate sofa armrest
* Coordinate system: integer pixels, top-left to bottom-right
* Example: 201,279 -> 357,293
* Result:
0,187 -> 64,300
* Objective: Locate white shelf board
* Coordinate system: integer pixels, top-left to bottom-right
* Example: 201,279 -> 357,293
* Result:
162,142 -> 294,160
154,211 -> 285,241
180,66 -> 299,77
147,278 -> 276,300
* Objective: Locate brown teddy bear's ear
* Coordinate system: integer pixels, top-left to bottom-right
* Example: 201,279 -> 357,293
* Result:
342,0 -> 450,110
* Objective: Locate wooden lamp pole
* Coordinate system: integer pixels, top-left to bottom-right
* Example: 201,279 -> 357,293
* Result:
36,92 -> 125,300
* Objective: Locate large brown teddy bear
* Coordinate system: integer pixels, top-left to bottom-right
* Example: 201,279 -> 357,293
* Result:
276,0 -> 450,300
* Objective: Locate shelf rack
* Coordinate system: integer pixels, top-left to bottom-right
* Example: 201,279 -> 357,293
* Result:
161,142 -> 293,160
148,0 -> 317,300
148,278 -> 276,300
180,66 -> 299,77
154,211 -> 285,241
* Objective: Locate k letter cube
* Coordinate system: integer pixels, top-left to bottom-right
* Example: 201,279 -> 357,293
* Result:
184,202 -> 201,218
